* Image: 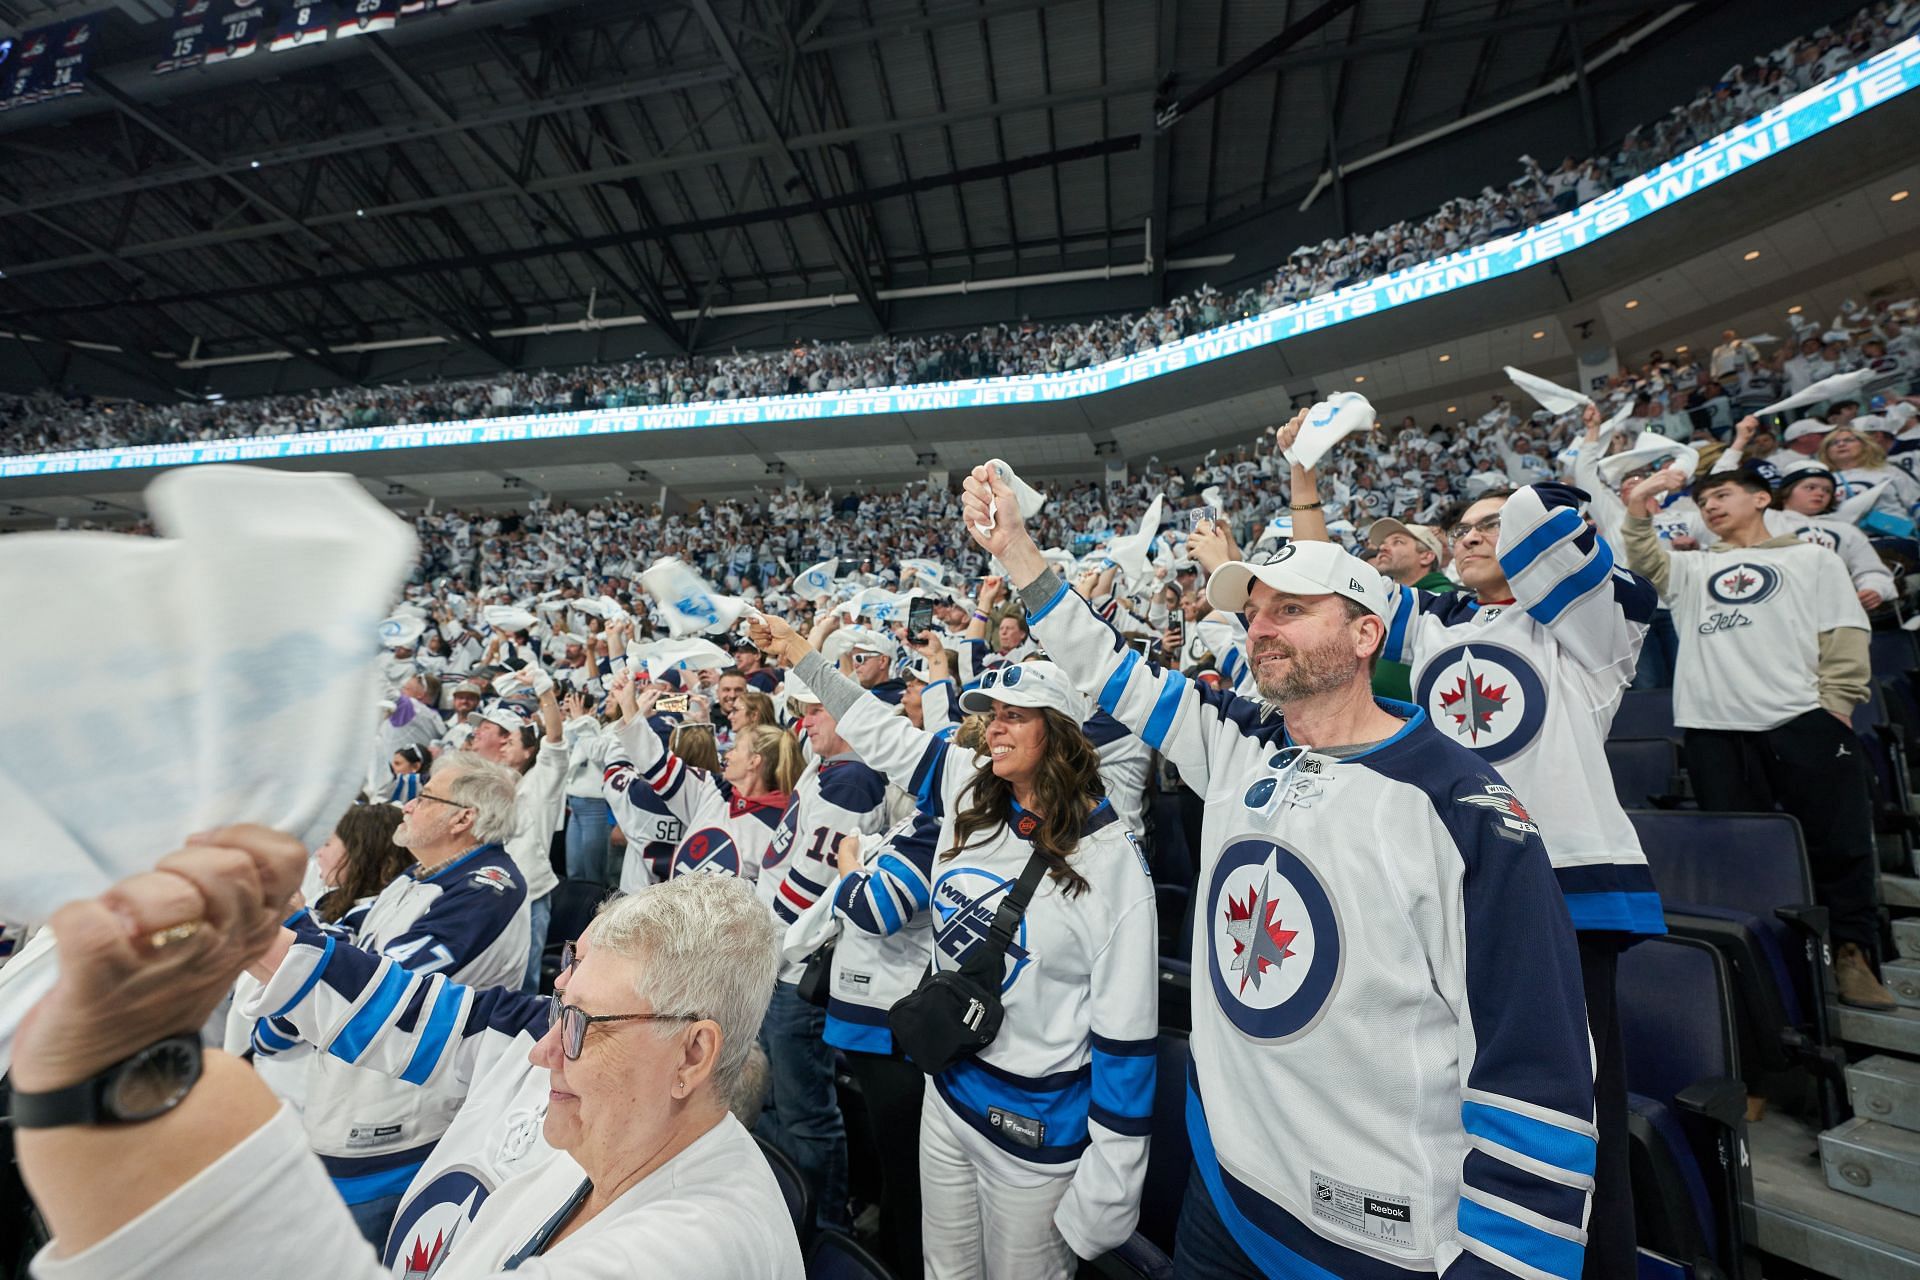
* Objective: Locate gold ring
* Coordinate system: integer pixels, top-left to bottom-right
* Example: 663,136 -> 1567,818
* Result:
147,921 -> 203,949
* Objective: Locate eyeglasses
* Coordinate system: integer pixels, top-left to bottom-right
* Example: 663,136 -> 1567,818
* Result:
409,791 -> 474,812
546,992 -> 701,1060
1448,514 -> 1502,544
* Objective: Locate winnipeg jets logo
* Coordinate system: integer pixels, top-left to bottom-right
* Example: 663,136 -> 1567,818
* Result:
670,827 -> 740,878
1459,783 -> 1540,841
384,1174 -> 485,1278
1707,562 -> 1781,606
1222,871 -> 1300,995
469,866 -> 516,895
1205,839 -> 1343,1042
1414,643 -> 1544,764
931,868 -> 1032,991
1437,653 -> 1509,745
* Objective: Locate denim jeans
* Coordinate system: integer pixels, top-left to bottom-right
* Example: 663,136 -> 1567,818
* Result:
1631,607 -> 1678,690
754,980 -> 849,1230
347,1191 -> 405,1253
1171,1165 -> 1265,1280
521,890 -> 552,993
564,795 -> 613,884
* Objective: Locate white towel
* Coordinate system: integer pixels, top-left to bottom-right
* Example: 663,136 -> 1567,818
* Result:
972,459 -> 1047,537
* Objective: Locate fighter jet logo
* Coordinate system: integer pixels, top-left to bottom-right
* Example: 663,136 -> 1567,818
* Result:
1222,871 -> 1299,995
1437,651 -> 1508,744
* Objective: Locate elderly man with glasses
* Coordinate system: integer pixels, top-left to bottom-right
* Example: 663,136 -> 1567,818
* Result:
9,838 -> 802,1279
245,755 -> 531,1248
1280,406 -> 1663,1280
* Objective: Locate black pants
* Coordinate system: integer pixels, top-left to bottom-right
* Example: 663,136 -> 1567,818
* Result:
1682,709 -> 1879,950
843,1049 -> 924,1278
1581,935 -> 1633,1280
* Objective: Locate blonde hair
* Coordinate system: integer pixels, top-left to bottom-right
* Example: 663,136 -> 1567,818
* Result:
1819,428 -> 1887,471
739,724 -> 805,794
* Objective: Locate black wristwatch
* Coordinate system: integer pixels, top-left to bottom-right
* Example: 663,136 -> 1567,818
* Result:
10,1035 -> 204,1129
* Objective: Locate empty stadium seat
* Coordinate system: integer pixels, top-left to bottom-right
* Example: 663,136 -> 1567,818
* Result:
1626,811 -> 1842,1117
1605,737 -> 1679,809
757,1134 -> 814,1248
1158,959 -> 1191,1035
1618,935 -> 1749,1278
806,1230 -> 896,1280
1611,689 -> 1678,742
1154,883 -> 1189,959
1869,630 -> 1918,676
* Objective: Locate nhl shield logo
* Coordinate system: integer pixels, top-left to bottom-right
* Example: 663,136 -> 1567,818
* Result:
1413,641 -> 1546,764
1707,562 -> 1781,606
1205,838 -> 1343,1042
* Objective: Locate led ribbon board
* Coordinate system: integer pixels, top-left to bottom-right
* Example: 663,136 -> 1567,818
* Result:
5,36 -> 1918,482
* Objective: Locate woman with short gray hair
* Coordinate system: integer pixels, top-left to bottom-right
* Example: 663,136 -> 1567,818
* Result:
10,829 -> 804,1279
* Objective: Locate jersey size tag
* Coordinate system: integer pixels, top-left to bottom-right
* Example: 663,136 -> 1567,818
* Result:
987,1107 -> 1046,1149
1310,1170 -> 1418,1250
346,1122 -> 404,1149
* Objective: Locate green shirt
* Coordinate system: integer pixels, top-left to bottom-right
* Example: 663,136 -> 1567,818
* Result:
1370,571 -> 1456,702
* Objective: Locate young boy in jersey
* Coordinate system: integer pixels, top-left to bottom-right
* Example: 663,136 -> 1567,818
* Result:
1622,464 -> 1895,1009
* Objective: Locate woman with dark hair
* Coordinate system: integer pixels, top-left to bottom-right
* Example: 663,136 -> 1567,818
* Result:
751,616 -> 1158,1280
383,745 -> 431,804
312,803 -> 412,928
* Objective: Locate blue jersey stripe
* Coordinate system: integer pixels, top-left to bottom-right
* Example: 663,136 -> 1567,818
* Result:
1528,539 -> 1613,627
1458,1197 -> 1585,1279
330,961 -> 413,1065
1026,581 -> 1073,625
269,934 -> 336,1018
1141,670 -> 1189,750
1098,649 -> 1141,716
1384,586 -> 1414,663
1462,1100 -> 1597,1177
399,979 -> 465,1085
1497,506 -> 1582,583
877,852 -> 930,909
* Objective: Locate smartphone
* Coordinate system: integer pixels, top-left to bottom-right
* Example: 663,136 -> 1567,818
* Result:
1170,615 -> 1187,657
907,596 -> 936,641
657,693 -> 691,714
1188,505 -> 1222,532
1126,634 -> 1154,657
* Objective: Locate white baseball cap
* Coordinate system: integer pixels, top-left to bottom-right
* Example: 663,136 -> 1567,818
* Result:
782,669 -> 822,710
479,706 -> 531,735
958,659 -> 1089,723
1205,542 -> 1395,620
1783,418 -> 1830,443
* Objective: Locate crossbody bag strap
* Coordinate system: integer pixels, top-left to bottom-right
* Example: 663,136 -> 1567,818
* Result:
983,847 -> 1051,957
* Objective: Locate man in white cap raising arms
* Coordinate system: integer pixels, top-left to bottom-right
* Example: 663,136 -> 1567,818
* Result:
964,463 -> 1597,1280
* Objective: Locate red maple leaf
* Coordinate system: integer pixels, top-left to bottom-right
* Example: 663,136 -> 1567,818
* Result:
405,1230 -> 447,1278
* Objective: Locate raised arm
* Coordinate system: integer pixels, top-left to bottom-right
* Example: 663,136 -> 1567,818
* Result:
1273,409 -> 1328,542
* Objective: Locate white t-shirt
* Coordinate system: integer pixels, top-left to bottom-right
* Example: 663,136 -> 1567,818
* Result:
33,1107 -> 804,1280
1660,540 -> 1869,731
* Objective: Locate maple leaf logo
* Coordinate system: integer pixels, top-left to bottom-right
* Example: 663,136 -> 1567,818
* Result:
1437,652 -> 1509,744
1720,568 -> 1758,596
404,1230 -> 447,1279
1222,873 -> 1299,994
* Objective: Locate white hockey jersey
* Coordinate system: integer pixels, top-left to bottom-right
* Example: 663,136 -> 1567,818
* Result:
1766,509 -> 1897,601
760,751 -> 892,983
798,651 -> 1160,1260
1024,575 -> 1597,1279
255,845 -> 529,1199
1381,482 -> 1666,935
606,715 -> 789,882
826,811 -> 942,1054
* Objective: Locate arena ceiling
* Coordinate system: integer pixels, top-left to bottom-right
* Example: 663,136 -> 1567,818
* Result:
0,0 -> 1831,391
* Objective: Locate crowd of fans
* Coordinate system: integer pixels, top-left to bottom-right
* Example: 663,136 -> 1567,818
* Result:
1,2 -> 1911,459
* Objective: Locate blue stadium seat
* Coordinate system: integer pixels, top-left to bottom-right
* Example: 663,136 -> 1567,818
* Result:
1154,883 -> 1189,959
1627,812 -> 1841,1120
1869,629 -> 1918,676
1618,935 -> 1750,1279
807,1230 -> 895,1280
1146,792 -> 1194,891
1083,1233 -> 1175,1280
1605,737 -> 1678,809
1158,959 -> 1191,1035
1136,1031 -> 1192,1256
1611,688 -> 1678,742
757,1133 -> 814,1250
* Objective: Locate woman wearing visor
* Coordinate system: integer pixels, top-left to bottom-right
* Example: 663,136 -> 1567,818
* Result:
748,614 -> 1158,1280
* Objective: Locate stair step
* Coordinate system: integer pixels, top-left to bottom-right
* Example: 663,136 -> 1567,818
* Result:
1887,958 -> 1920,1010
1830,1002 -> 1920,1054
1884,873 -> 1920,909
1896,917 -> 1920,961
1821,1117 -> 1920,1216
1847,1056 -> 1920,1134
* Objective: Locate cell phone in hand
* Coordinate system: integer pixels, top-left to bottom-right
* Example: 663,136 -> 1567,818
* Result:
907,597 -> 935,642
657,693 -> 691,714
1171,616 -> 1187,656
1126,634 -> 1154,658
1189,506 -> 1222,532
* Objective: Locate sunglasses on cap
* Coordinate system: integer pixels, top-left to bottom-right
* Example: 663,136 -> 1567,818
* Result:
976,665 -> 1024,690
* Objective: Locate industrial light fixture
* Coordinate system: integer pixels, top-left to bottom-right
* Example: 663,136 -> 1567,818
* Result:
1675,344 -> 1690,354
1446,405 -> 1458,413
1624,299 -> 1639,309
1354,375 -> 1366,383
1742,249 -> 1760,261
1437,354 -> 1451,363
1531,330 -> 1546,339
1788,304 -> 1804,314
1893,190 -> 1910,202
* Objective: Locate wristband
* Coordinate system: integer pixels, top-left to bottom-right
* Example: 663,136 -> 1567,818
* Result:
1292,502 -> 1323,511
972,611 -> 989,622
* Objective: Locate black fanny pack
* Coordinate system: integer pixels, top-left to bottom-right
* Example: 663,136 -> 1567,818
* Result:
887,848 -> 1048,1075
795,936 -> 836,1009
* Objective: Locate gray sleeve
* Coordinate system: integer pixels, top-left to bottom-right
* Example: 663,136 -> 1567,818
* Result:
1018,567 -> 1069,617
795,649 -> 866,721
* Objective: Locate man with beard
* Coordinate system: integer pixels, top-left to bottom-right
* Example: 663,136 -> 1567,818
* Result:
965,462 -> 1596,1280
